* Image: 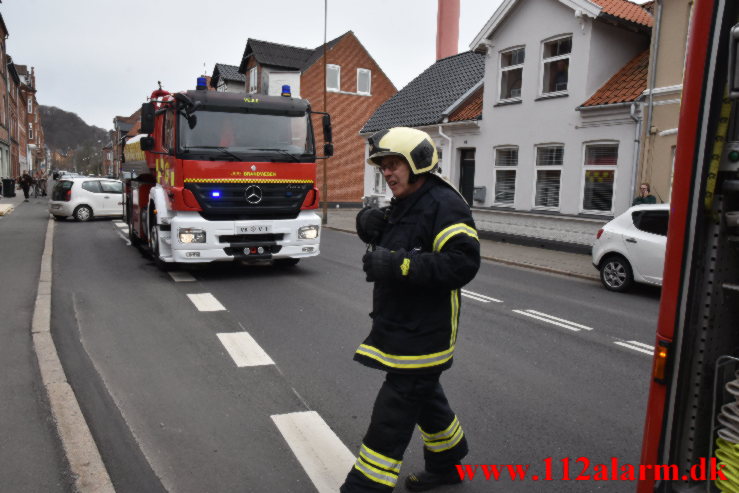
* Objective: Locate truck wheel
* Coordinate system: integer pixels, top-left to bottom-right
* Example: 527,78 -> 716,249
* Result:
600,255 -> 633,292
74,205 -> 93,222
274,258 -> 300,267
128,215 -> 141,247
149,221 -> 165,269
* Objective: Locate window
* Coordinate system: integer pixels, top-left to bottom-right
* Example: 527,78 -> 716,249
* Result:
28,122 -> 33,140
494,147 -> 517,205
100,181 -> 123,194
327,64 -> 340,92
163,111 -> 175,152
82,181 -> 102,193
357,68 -> 371,95
582,143 -> 618,212
632,210 -> 669,236
373,168 -> 387,194
248,67 -> 258,93
534,145 -> 563,208
500,47 -> 524,101
27,98 -> 32,114
541,36 -> 571,95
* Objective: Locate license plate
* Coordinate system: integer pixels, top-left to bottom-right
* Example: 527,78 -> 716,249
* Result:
239,225 -> 271,234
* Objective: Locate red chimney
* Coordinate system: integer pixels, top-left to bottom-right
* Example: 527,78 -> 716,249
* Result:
436,0 -> 460,60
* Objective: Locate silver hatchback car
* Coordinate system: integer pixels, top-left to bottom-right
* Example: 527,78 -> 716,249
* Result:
592,204 -> 669,291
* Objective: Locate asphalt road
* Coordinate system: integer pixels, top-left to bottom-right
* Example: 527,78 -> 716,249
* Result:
50,218 -> 660,492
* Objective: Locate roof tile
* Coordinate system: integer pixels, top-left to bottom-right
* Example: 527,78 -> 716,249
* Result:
591,0 -> 654,27
581,49 -> 649,107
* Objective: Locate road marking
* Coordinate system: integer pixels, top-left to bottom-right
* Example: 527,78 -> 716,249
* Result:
461,289 -> 503,303
169,271 -> 196,282
187,293 -> 226,312
615,341 -> 653,355
113,221 -> 127,229
271,411 -> 355,493
512,309 -> 590,332
217,332 -> 274,367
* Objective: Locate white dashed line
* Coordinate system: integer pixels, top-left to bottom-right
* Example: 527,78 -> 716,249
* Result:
271,411 -> 355,493
186,293 -> 226,312
114,221 -> 127,229
169,271 -> 196,282
217,332 -> 275,367
461,289 -> 503,303
615,341 -> 653,355
512,309 -> 591,332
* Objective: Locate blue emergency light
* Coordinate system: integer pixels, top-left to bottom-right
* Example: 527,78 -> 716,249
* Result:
281,85 -> 291,97
211,191 -> 221,198
196,77 -> 208,90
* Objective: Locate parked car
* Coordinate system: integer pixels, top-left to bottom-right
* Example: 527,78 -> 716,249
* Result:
592,204 -> 669,291
49,177 -> 124,221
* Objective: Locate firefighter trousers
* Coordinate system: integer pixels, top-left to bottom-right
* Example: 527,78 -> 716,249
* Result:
340,372 -> 468,492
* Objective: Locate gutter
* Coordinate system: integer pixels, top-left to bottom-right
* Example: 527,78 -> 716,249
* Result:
437,125 -> 453,178
645,0 -> 663,141
629,97 -> 645,206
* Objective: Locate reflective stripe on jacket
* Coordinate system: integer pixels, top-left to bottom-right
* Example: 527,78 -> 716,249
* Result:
354,176 -> 481,373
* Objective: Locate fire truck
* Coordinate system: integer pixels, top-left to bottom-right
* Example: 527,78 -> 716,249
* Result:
638,0 -> 739,491
122,79 -> 333,268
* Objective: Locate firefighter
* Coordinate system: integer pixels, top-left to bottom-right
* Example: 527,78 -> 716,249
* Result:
341,127 -> 480,492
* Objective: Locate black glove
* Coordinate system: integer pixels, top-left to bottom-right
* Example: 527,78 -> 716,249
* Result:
362,247 -> 408,282
356,207 -> 387,244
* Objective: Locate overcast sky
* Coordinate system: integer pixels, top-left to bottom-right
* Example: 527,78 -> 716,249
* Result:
1,0 -> 648,133
1,0 -> 507,132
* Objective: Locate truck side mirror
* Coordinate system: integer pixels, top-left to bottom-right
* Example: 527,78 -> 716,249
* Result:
140,103 -> 156,134
324,143 -> 334,157
140,137 -> 155,151
322,114 -> 333,143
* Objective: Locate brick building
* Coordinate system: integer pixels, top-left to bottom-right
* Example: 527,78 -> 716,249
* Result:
219,31 -> 396,205
0,14 -> 9,180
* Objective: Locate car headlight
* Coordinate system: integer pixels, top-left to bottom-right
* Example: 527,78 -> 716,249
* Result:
298,225 -> 319,240
179,228 -> 206,243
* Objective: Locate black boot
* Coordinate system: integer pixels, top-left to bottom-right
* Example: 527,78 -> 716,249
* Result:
404,469 -> 462,491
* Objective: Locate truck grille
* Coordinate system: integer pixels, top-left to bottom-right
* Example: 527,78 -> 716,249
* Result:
185,182 -> 311,221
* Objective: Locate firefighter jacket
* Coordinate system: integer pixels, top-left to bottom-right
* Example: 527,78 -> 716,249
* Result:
354,176 -> 481,374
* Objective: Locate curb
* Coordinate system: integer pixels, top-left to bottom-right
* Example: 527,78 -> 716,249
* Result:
33,218 -> 115,492
323,225 -> 599,282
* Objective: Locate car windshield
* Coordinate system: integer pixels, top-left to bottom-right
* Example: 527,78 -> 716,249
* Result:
178,110 -> 314,161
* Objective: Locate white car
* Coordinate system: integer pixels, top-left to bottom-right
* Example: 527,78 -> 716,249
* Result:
592,203 -> 669,291
49,177 -> 124,221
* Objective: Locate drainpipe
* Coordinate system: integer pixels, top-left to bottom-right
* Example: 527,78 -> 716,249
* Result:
644,0 -> 663,188
629,98 -> 644,209
437,125 -> 453,181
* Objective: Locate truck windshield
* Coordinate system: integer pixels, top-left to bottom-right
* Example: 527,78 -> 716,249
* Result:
178,110 -> 314,160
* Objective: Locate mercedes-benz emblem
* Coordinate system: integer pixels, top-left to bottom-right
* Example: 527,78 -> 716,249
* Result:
251,165 -> 257,171
245,185 -> 263,205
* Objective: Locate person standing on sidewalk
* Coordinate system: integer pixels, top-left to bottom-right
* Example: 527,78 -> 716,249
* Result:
19,172 -> 33,201
341,127 -> 480,492
632,183 -> 657,205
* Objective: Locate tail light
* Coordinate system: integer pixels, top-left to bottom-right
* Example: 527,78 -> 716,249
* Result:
596,228 -> 604,240
64,189 -> 72,202
300,187 -> 320,210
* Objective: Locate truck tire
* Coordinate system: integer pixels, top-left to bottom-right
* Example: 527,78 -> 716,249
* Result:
74,205 -> 93,222
149,221 -> 165,270
128,214 -> 141,247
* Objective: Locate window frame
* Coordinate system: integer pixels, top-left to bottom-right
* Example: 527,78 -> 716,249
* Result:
357,68 -> 371,95
28,122 -> 33,140
499,46 -> 525,102
326,64 -> 341,92
540,35 -> 572,96
580,141 -> 619,214
248,67 -> 258,93
493,145 -> 518,206
532,144 -> 564,210
27,97 -> 32,114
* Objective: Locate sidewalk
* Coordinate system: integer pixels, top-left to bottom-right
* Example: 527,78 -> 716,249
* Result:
323,207 -> 599,281
0,188 -> 26,215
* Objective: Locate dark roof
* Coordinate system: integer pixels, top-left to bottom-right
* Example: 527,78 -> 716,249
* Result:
580,49 -> 649,107
361,51 -> 485,134
237,33 -> 349,73
210,63 -> 245,88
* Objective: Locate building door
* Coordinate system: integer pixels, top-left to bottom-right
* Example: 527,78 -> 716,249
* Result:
459,149 -> 475,205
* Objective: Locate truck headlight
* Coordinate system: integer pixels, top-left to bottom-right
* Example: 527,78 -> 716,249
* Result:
298,225 -> 319,240
179,228 -> 206,243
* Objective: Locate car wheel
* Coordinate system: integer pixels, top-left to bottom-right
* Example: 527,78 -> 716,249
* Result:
274,258 -> 300,267
73,205 -> 93,222
600,255 -> 634,292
